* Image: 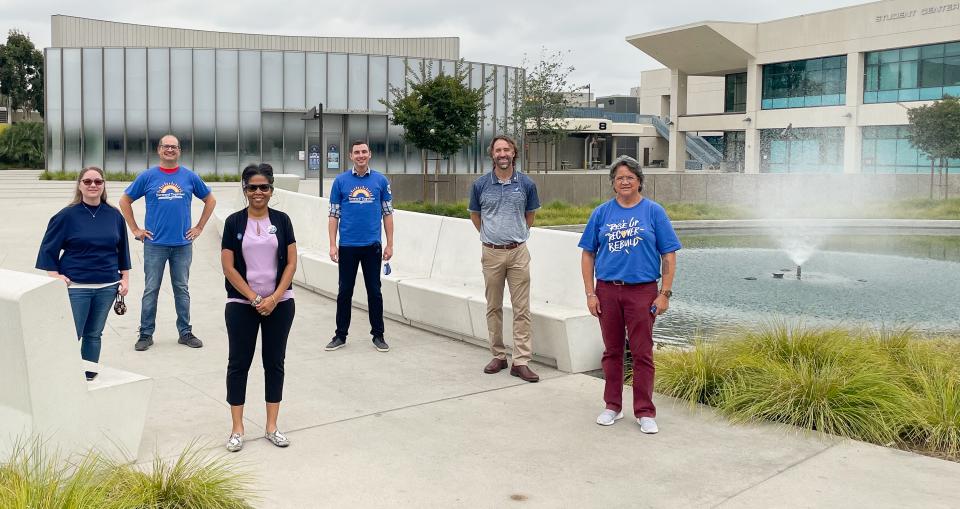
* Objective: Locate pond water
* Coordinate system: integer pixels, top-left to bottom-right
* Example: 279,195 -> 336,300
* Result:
653,234 -> 960,345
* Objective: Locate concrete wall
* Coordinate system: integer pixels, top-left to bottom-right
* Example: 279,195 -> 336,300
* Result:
639,70 -> 724,117
0,269 -> 152,461
51,15 -> 459,59
385,172 -> 960,207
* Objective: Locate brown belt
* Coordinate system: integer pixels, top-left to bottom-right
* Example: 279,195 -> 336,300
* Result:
482,242 -> 524,250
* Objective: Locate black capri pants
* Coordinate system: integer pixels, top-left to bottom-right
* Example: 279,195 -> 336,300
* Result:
225,299 -> 295,406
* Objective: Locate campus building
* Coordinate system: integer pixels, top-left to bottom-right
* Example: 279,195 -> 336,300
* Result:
628,0 -> 960,173
43,16 -> 520,176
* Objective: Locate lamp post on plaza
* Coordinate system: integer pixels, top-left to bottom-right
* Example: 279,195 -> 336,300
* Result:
302,104 -> 324,197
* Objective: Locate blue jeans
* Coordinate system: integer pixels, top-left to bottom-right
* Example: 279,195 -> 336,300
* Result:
68,284 -> 119,364
140,242 -> 193,337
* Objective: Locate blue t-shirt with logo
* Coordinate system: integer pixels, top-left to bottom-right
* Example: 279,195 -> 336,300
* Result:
329,169 -> 392,247
578,198 -> 681,283
123,166 -> 211,246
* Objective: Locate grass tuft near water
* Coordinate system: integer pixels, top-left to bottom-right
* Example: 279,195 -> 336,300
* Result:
0,438 -> 256,509
654,321 -> 960,460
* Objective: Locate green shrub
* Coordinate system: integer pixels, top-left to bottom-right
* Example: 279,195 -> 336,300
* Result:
0,122 -> 44,168
39,170 -> 241,182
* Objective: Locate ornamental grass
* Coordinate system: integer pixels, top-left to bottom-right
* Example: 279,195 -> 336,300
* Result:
653,321 -> 960,460
0,439 -> 256,509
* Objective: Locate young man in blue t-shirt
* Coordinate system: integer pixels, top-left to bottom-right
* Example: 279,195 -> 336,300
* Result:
325,140 -> 394,352
119,134 -> 217,351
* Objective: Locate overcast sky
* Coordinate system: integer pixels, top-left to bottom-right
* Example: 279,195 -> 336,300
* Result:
0,0 -> 868,95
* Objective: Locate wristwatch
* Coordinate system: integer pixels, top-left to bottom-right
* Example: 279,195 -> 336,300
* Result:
659,289 -> 673,298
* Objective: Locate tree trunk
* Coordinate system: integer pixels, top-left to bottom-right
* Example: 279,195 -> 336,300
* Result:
930,158 -> 935,199
434,154 -> 441,204
421,149 -> 428,203
943,159 -> 950,200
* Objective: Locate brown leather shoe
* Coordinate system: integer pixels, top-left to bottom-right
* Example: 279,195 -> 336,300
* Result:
510,364 -> 540,383
483,358 -> 508,374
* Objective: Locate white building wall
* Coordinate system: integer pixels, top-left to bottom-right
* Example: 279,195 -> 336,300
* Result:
629,0 -> 960,173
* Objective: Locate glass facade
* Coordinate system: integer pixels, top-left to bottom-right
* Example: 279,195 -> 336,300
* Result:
45,47 -> 517,176
861,126 -> 959,173
863,41 -> 960,103
760,127 -> 844,173
724,72 -> 746,113
761,56 -> 846,109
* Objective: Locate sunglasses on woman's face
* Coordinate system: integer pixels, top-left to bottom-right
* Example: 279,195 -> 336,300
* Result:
81,179 -> 105,186
244,184 -> 273,192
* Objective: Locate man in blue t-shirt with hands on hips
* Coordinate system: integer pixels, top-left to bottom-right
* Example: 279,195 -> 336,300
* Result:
325,140 -> 394,353
119,134 -> 217,351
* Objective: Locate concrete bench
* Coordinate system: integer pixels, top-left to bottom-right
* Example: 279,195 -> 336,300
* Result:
211,189 -> 604,372
0,269 -> 153,461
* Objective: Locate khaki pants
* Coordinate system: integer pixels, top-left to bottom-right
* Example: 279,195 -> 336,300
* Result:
481,244 -> 532,366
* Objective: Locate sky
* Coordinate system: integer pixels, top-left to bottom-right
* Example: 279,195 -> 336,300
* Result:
0,0 -> 869,96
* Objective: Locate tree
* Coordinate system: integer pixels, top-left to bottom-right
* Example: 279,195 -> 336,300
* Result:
0,122 -> 44,168
0,30 -> 44,117
500,48 -> 586,171
381,60 -> 486,201
906,95 -> 960,199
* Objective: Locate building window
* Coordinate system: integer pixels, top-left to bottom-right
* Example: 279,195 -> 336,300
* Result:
861,126 -> 960,173
724,72 -> 747,112
761,56 -> 846,109
863,41 -> 960,104
760,127 -> 844,173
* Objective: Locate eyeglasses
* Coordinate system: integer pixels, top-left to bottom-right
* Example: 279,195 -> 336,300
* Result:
615,176 -> 639,183
81,178 -> 105,186
159,144 -> 180,151
244,184 -> 273,192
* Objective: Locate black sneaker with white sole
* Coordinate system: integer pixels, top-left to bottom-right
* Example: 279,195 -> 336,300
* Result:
178,332 -> 203,348
325,336 -> 346,351
372,336 -> 390,352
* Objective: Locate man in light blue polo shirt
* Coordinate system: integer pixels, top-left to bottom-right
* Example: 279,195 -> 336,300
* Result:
326,140 -> 394,353
468,134 -> 541,383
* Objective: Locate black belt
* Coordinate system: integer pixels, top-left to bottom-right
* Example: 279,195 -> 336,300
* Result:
483,242 -> 524,250
598,280 -> 656,286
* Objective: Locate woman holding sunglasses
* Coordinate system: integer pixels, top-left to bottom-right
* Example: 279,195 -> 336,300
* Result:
220,163 -> 297,452
36,167 -> 132,382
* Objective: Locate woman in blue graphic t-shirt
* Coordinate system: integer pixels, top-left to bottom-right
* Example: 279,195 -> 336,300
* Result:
578,155 -> 681,434
36,167 -> 132,382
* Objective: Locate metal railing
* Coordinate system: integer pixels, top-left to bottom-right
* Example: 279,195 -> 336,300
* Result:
652,116 -> 723,168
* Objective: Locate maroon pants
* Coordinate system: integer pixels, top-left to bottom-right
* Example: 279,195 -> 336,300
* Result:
596,280 -> 658,418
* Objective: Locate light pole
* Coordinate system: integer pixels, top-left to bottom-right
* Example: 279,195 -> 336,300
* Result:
301,104 -> 324,197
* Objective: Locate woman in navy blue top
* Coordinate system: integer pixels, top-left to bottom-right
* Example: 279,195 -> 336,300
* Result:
578,156 -> 681,434
36,167 -> 132,381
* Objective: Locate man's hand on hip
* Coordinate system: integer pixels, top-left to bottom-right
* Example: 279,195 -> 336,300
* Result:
132,228 -> 154,242
185,226 -> 203,241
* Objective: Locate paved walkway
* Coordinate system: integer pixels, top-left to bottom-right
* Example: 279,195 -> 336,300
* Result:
3,170 -> 960,508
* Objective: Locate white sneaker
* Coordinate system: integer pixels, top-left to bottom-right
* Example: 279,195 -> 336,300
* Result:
596,409 -> 624,426
265,429 -> 290,448
226,433 -> 243,452
638,417 -> 659,434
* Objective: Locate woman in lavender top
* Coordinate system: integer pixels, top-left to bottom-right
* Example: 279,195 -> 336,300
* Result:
36,167 -> 131,382
220,163 -> 297,452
